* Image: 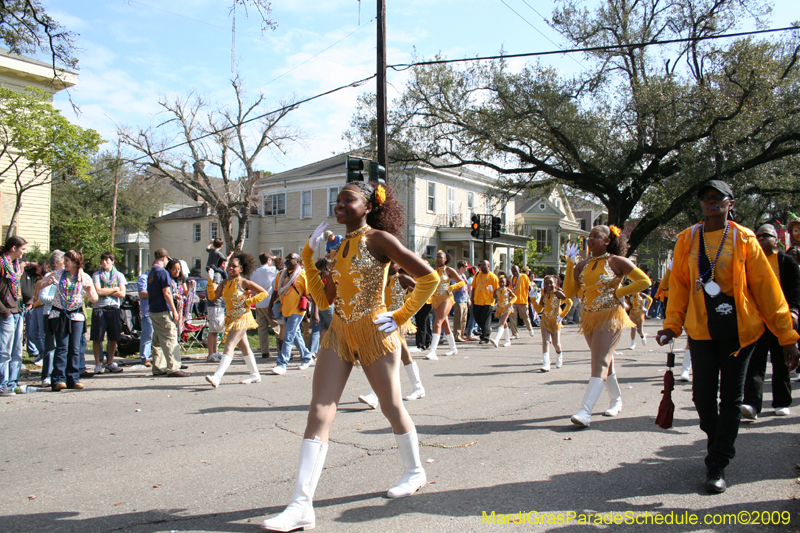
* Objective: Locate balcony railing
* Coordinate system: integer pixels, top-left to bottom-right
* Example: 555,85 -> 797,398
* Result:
435,213 -> 466,227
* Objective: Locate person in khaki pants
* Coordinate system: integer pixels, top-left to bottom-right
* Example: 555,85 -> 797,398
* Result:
507,265 -> 535,338
147,248 -> 190,377
452,261 -> 471,341
250,253 -> 279,357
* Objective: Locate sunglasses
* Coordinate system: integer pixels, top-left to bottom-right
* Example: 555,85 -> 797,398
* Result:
755,233 -> 776,239
699,193 -> 729,202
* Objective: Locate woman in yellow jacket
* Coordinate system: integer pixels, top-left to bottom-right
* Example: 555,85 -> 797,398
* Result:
563,226 -> 651,427
656,180 -> 800,495
532,275 -> 572,371
262,182 -> 439,532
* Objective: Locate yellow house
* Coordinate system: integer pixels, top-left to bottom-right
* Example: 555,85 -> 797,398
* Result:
0,47 -> 76,250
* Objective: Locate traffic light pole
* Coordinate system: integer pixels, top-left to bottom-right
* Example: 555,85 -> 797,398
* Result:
482,213 -> 490,262
376,0 -> 388,181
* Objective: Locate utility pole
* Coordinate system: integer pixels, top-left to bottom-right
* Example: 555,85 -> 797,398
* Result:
110,144 -> 122,250
376,0 -> 388,181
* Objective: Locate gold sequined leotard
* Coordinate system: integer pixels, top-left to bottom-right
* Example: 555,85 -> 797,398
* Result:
532,292 -> 573,332
577,255 -> 635,334
628,292 -> 652,324
494,288 -> 517,318
321,225 -> 400,365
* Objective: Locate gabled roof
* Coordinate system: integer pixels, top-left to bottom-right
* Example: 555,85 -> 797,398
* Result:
150,205 -> 209,223
255,151 -> 498,188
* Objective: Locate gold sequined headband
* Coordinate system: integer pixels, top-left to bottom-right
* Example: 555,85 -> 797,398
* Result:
343,185 -> 386,206
342,187 -> 370,204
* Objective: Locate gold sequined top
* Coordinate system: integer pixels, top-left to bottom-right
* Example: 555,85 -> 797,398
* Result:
433,267 -> 450,297
385,275 -> 406,313
330,229 -> 389,324
579,255 -> 625,313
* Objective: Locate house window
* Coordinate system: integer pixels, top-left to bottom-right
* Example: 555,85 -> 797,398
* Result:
301,190 -> 312,219
328,187 -> 339,217
536,229 -> 548,252
192,258 -> 201,272
245,220 -> 251,240
209,222 -> 218,240
447,187 -> 456,220
425,245 -> 437,258
427,181 -> 436,213
193,223 -> 201,242
467,192 -> 475,215
264,193 -> 286,216
270,248 -> 284,259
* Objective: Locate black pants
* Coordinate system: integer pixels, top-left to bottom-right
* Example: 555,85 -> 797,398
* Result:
743,329 -> 792,412
414,304 -> 432,350
473,305 -> 493,342
689,336 -> 755,469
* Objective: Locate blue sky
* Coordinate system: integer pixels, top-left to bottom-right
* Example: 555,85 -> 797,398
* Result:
43,0 -> 798,174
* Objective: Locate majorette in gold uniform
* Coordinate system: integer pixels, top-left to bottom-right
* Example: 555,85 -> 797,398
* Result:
207,277 -> 265,338
533,292 -> 573,334
494,286 -> 516,318
628,292 -> 653,325
569,253 -> 637,334
429,266 -> 466,308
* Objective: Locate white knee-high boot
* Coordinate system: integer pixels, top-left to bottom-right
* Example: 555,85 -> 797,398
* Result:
490,326 -> 504,348
540,351 -> 551,372
241,351 -> 261,384
261,438 -> 328,532
404,361 -> 425,401
555,351 -> 563,368
387,427 -> 426,498
503,328 -> 511,347
678,349 -> 692,382
444,333 -> 458,356
603,373 -> 622,416
425,333 -> 440,360
570,377 -> 606,427
358,389 -> 379,409
206,353 -> 233,388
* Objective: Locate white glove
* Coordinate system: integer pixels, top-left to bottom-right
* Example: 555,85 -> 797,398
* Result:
207,268 -> 214,280
374,311 -> 399,333
556,316 -> 563,324
487,285 -> 493,292
565,243 -> 580,263
619,297 -> 629,309
308,222 -> 329,250
666,258 -> 673,270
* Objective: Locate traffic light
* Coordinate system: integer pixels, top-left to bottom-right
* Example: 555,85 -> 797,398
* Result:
346,156 -> 365,183
369,161 -> 386,184
491,216 -> 502,238
470,214 -> 481,238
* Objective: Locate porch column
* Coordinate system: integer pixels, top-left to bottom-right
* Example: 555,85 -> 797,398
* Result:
469,240 -> 475,266
489,243 -> 494,270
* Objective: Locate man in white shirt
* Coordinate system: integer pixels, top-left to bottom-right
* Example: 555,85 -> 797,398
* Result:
251,252 -> 279,358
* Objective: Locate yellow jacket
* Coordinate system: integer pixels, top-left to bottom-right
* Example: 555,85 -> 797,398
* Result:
664,222 -> 800,348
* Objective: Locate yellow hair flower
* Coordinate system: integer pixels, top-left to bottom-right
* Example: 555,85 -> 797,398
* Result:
609,225 -> 621,238
374,184 -> 386,206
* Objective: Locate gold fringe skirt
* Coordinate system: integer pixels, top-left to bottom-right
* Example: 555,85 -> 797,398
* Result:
579,306 -> 635,335
495,304 -> 515,318
321,308 -> 401,366
540,316 -> 562,333
221,311 -> 258,345
431,292 -> 454,309
630,309 -> 645,325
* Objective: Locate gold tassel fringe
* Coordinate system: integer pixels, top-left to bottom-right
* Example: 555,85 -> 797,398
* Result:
540,316 -> 562,332
221,312 -> 258,345
321,309 -> 401,367
579,306 -> 635,335
630,310 -> 645,324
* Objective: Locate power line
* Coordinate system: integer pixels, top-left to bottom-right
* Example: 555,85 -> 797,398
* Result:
388,25 -> 800,70
497,0 -> 586,69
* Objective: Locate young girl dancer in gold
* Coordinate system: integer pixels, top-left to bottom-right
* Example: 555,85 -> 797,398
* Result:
490,275 -> 516,347
262,181 -> 439,532
532,275 -> 572,372
563,226 -> 651,427
425,251 -> 465,360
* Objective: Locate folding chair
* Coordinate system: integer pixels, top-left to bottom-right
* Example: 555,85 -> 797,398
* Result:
181,316 -> 208,354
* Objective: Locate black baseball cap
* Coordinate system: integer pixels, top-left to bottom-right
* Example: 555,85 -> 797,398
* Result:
697,180 -> 734,200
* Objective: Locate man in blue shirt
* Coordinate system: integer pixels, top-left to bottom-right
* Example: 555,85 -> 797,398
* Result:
147,248 -> 190,377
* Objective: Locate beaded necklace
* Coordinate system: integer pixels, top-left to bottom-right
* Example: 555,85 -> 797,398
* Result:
0,253 -> 21,300
345,224 -> 371,239
99,266 -> 119,287
59,270 -> 83,310
696,221 -> 730,295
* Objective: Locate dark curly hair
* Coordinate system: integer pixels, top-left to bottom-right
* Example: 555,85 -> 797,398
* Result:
343,181 -> 405,236
597,225 -> 629,256
230,251 -> 257,277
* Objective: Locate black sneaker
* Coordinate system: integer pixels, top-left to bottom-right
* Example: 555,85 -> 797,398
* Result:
705,467 -> 726,494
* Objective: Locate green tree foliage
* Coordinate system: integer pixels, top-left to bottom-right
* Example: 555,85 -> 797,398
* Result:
50,152 -> 163,270
0,87 -> 102,239
384,0 -> 800,254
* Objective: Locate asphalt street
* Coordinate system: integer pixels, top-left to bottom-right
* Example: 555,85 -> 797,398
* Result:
1,320 -> 799,533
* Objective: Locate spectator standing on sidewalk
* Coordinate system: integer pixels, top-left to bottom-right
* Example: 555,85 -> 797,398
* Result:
137,265 -> 153,368
452,260 -> 471,342
91,252 -> 126,374
204,259 -> 227,363
251,252 -> 278,358
34,251 -> 63,387
147,248 -> 190,378
268,253 -> 313,374
0,236 -> 29,396
21,260 -> 41,363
